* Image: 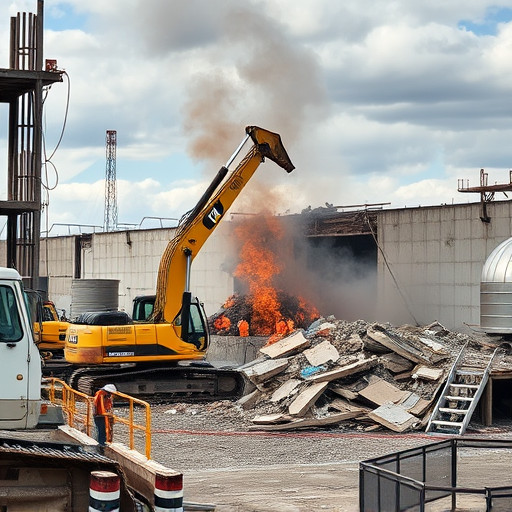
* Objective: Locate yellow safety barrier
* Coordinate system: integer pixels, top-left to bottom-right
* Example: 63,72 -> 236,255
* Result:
43,377 -> 152,459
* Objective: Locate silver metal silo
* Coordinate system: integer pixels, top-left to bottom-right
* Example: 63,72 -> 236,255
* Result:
481,237 -> 512,333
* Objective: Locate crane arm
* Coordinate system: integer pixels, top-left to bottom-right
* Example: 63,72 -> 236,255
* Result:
151,126 -> 294,323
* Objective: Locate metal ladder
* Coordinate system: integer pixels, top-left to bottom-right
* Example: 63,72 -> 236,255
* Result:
426,342 -> 499,435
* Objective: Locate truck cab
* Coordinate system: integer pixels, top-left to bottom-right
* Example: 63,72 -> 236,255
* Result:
0,267 -> 42,428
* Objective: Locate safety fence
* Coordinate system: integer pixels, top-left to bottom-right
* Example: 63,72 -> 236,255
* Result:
43,377 -> 152,459
360,437 -> 512,511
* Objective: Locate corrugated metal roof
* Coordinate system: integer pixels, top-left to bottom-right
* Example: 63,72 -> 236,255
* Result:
0,436 -> 110,463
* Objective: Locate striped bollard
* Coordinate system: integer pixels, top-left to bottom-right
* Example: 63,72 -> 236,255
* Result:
89,470 -> 120,512
154,472 -> 184,512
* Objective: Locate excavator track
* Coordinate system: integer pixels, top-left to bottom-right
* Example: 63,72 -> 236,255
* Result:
69,364 -> 247,401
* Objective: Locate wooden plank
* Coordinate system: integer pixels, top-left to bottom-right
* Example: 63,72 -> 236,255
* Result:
367,403 -> 419,433
288,382 -> 328,416
408,397 -> 432,417
329,385 -> 358,401
364,424 -> 382,432
241,358 -> 289,385
259,330 -> 310,359
394,370 -> 414,381
380,352 -> 414,374
249,412 -> 361,431
367,325 -> 430,364
329,398 -> 370,415
270,379 -> 302,403
305,357 -> 378,383
358,379 -> 408,407
303,340 -> 339,366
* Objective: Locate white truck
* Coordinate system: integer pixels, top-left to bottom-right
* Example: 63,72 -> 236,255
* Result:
0,266 -> 193,511
0,266 -> 42,429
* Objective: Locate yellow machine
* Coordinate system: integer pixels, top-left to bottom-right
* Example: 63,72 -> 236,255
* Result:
37,301 -> 69,353
26,291 -> 69,355
65,126 -> 294,398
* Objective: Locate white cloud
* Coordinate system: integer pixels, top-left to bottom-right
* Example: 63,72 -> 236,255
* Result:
3,0 -> 512,232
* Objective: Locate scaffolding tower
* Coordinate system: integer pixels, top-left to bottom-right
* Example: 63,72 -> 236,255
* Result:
104,129 -> 118,232
0,0 -> 62,288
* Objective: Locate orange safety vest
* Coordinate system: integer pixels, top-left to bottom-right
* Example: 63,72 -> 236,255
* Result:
93,390 -> 113,416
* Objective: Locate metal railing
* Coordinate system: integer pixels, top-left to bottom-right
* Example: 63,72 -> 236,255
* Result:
360,438 -> 512,511
43,378 -> 152,459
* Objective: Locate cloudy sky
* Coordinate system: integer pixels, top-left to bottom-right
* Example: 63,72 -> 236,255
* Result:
2,1 -> 512,236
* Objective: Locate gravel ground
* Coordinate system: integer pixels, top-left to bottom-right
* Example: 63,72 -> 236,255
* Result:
147,400 -> 433,470
141,400 -> 512,511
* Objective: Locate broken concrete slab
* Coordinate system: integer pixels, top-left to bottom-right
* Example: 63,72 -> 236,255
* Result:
242,358 -> 289,385
347,332 -> 364,351
358,379 -> 409,407
412,365 -> 444,381
252,413 -> 293,425
305,356 -> 379,383
396,392 -> 430,417
259,330 -> 310,359
249,412 -> 362,431
270,379 -> 302,403
237,389 -> 262,410
288,382 -> 329,416
367,402 -> 419,433
418,337 -> 449,362
303,340 -> 340,366
314,322 -> 336,337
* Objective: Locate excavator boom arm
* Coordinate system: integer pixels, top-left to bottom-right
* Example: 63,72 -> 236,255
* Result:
152,126 -> 294,324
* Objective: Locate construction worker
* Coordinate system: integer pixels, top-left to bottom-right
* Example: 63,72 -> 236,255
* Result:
93,384 -> 117,446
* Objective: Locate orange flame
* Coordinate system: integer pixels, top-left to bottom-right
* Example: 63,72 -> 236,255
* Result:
214,314 -> 231,331
237,319 -> 249,337
231,214 -> 319,339
234,216 -> 284,335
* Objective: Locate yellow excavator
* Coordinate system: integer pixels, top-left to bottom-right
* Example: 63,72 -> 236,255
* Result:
64,126 -> 294,399
26,291 -> 69,356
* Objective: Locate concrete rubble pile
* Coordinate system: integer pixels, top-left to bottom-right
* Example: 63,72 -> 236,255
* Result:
236,317 -> 495,433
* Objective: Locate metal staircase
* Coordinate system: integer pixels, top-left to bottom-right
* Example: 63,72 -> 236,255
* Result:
426,342 -> 499,435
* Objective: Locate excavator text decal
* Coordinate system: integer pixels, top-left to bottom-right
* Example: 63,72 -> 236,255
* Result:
203,200 -> 225,230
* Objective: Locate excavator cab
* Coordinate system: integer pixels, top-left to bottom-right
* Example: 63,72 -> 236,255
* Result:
174,294 -> 208,350
133,294 -> 207,350
132,295 -> 155,322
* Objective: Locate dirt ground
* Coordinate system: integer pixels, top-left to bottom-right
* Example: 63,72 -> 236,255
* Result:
146,402 -> 512,512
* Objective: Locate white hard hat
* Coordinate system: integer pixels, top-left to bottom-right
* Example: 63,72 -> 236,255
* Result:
101,384 -> 117,393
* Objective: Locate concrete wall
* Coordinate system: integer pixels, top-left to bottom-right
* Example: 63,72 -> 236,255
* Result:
3,200 -> 512,332
38,221 -> 235,318
377,201 -> 512,331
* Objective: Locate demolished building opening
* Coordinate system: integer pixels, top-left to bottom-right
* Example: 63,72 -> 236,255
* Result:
301,234 -> 378,321
489,377 -> 512,422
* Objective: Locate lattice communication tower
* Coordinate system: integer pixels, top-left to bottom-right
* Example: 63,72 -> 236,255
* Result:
104,130 -> 118,232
